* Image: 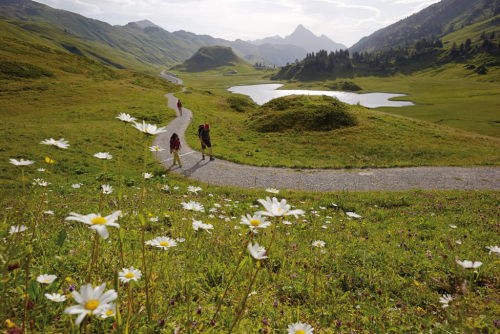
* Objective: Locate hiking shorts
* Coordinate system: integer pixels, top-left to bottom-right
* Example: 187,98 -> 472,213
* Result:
202,140 -> 212,149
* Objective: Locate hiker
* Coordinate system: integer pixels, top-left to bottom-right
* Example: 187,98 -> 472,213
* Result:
169,133 -> 182,167
199,124 -> 214,161
176,100 -> 183,116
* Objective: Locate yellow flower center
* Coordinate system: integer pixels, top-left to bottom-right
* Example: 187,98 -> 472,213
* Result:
85,300 -> 100,311
44,279 -> 50,282
125,273 -> 135,278
250,219 -> 261,226
296,331 -> 306,334
91,217 -> 107,225
160,241 -> 169,247
106,310 -> 114,316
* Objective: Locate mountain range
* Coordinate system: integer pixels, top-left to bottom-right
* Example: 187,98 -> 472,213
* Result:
251,24 -> 347,54
0,0 -> 346,68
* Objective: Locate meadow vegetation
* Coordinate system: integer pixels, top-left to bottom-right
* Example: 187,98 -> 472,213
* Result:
178,89 -> 500,169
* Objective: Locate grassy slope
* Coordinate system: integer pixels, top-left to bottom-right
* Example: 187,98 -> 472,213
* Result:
173,46 -> 255,74
0,36 -> 181,190
176,89 -> 500,168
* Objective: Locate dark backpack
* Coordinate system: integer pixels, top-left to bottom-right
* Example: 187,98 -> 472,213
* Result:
198,125 -> 204,137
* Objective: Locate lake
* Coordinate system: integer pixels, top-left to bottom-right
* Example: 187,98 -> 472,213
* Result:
227,84 -> 414,108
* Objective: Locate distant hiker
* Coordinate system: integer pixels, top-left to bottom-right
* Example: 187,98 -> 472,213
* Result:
199,124 -> 214,161
177,100 -> 183,116
170,133 -> 182,167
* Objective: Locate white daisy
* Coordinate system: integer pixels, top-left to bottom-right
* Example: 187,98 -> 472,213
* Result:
161,185 -> 169,191
287,321 -> 314,334
44,211 -> 54,215
176,238 -> 185,242
64,283 -> 117,325
266,188 -> 279,194
439,294 -> 453,308
45,293 -> 66,302
65,211 -> 121,239
145,240 -> 154,246
118,267 -> 142,283
40,138 -> 69,149
102,185 -> 113,194
37,274 -> 57,284
143,173 -> 153,179
255,197 -> 305,218
188,186 -> 202,194
94,152 -> 112,160
152,237 -> 177,250
312,240 -> 325,248
455,240 -> 462,245
192,220 -> 213,233
181,201 -> 204,212
449,225 -> 457,228
282,220 -> 292,225
247,242 -> 267,260
132,120 -> 167,135
346,212 -> 362,219
72,184 -> 81,189
149,146 -> 164,152
9,225 -> 28,234
240,214 -> 271,229
9,158 -> 34,166
486,245 -> 500,255
116,113 -> 136,123
37,168 -> 46,172
99,303 -> 117,318
456,260 -> 482,269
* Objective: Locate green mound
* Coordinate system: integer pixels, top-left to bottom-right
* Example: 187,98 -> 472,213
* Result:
173,46 -> 251,72
324,81 -> 362,91
0,60 -> 54,78
226,95 -> 256,113
248,95 -> 358,132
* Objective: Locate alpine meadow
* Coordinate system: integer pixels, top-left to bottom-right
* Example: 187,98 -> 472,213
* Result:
1,0 -> 500,333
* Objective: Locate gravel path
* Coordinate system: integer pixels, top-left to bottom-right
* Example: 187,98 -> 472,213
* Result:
153,89 -> 500,191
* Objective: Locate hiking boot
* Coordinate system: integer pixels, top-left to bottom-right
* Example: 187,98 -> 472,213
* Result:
202,155 -> 205,160
210,156 -> 215,161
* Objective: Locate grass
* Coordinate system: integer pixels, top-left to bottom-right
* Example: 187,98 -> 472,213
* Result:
177,89 -> 500,169
1,27 -> 500,334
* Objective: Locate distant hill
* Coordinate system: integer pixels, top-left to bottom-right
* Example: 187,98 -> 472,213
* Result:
172,46 -> 252,72
133,20 -> 163,30
251,24 -> 348,53
350,0 -> 500,53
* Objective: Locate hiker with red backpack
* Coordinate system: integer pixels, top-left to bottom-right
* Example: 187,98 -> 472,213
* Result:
177,100 -> 183,116
199,124 -> 214,161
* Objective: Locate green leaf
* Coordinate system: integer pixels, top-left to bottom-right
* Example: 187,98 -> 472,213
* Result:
56,229 -> 67,248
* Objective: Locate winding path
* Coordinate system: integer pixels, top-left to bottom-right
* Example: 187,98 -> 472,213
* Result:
153,85 -> 500,191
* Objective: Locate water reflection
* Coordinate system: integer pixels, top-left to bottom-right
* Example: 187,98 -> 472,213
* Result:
227,84 -> 414,108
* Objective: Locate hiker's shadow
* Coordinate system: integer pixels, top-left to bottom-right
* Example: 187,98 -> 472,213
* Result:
179,155 -> 207,177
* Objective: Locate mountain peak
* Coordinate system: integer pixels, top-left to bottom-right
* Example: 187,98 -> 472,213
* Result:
134,20 -> 162,30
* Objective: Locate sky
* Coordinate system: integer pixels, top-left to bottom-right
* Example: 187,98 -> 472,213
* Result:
34,0 -> 442,47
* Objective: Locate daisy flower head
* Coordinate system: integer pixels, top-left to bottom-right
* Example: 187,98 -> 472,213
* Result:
119,267 -> 142,283
9,225 -> 28,234
64,283 -> 117,325
161,185 -> 169,191
486,245 -> 500,255
188,186 -> 202,194
116,113 -> 136,123
72,183 -> 81,189
65,211 -> 121,239
145,240 -> 154,246
266,188 -> 279,194
143,173 -> 153,179
240,214 -> 271,229
181,201 -> 204,212
287,321 -> 314,334
37,168 -> 45,172
312,240 -> 325,248
192,220 -> 213,233
456,260 -> 482,269
449,224 -> 457,228
346,212 -> 362,219
44,210 -> 54,215
102,184 -> 113,194
132,120 -> 167,135
45,293 -> 66,302
247,242 -> 268,260
439,294 -> 453,308
282,220 -> 292,225
256,197 -> 305,218
99,303 -> 116,319
152,237 -> 177,250
37,274 -> 57,284
10,158 -> 34,166
40,138 -> 69,149
94,152 -> 112,160
149,146 -> 164,152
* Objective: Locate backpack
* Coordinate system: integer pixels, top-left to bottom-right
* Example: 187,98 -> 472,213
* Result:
198,124 -> 204,137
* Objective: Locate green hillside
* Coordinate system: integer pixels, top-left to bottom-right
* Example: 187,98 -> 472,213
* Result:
173,46 -> 254,73
350,0 -> 500,53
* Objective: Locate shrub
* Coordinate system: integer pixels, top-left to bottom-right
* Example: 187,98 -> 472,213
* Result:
249,95 -> 358,133
226,96 -> 256,113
